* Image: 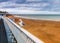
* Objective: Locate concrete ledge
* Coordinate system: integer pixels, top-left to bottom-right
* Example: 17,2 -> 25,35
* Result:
6,17 -> 44,43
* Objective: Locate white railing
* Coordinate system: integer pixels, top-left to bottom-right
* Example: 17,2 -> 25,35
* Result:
3,17 -> 44,43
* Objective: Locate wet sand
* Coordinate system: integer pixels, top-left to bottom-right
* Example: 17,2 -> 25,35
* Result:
7,16 -> 60,43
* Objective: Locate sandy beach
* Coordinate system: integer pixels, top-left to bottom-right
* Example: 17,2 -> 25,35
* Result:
18,18 -> 60,43
7,15 -> 60,43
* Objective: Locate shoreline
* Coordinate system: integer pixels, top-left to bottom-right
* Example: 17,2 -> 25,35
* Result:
15,16 -> 60,21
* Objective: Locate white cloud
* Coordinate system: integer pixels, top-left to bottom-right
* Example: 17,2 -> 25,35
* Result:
0,8 -> 60,14
26,0 -> 42,2
0,0 -> 60,14
0,2 -> 16,8
0,1 -> 50,11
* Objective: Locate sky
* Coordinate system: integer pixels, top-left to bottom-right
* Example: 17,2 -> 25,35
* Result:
0,0 -> 60,14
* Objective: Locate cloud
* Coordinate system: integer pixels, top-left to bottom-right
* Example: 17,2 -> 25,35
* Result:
0,1 -> 49,11
0,8 -> 60,14
0,0 -> 60,14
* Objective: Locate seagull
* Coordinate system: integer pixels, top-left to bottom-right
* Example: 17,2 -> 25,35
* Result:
19,19 -> 25,26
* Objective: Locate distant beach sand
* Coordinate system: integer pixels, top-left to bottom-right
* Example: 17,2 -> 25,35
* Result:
7,15 -> 60,43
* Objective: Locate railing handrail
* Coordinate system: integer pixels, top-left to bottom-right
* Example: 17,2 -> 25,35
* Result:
4,17 -> 44,43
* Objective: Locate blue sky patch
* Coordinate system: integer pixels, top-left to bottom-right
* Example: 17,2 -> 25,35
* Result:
0,0 -> 8,2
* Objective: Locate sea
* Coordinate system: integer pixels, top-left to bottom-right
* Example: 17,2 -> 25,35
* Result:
15,14 -> 60,21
